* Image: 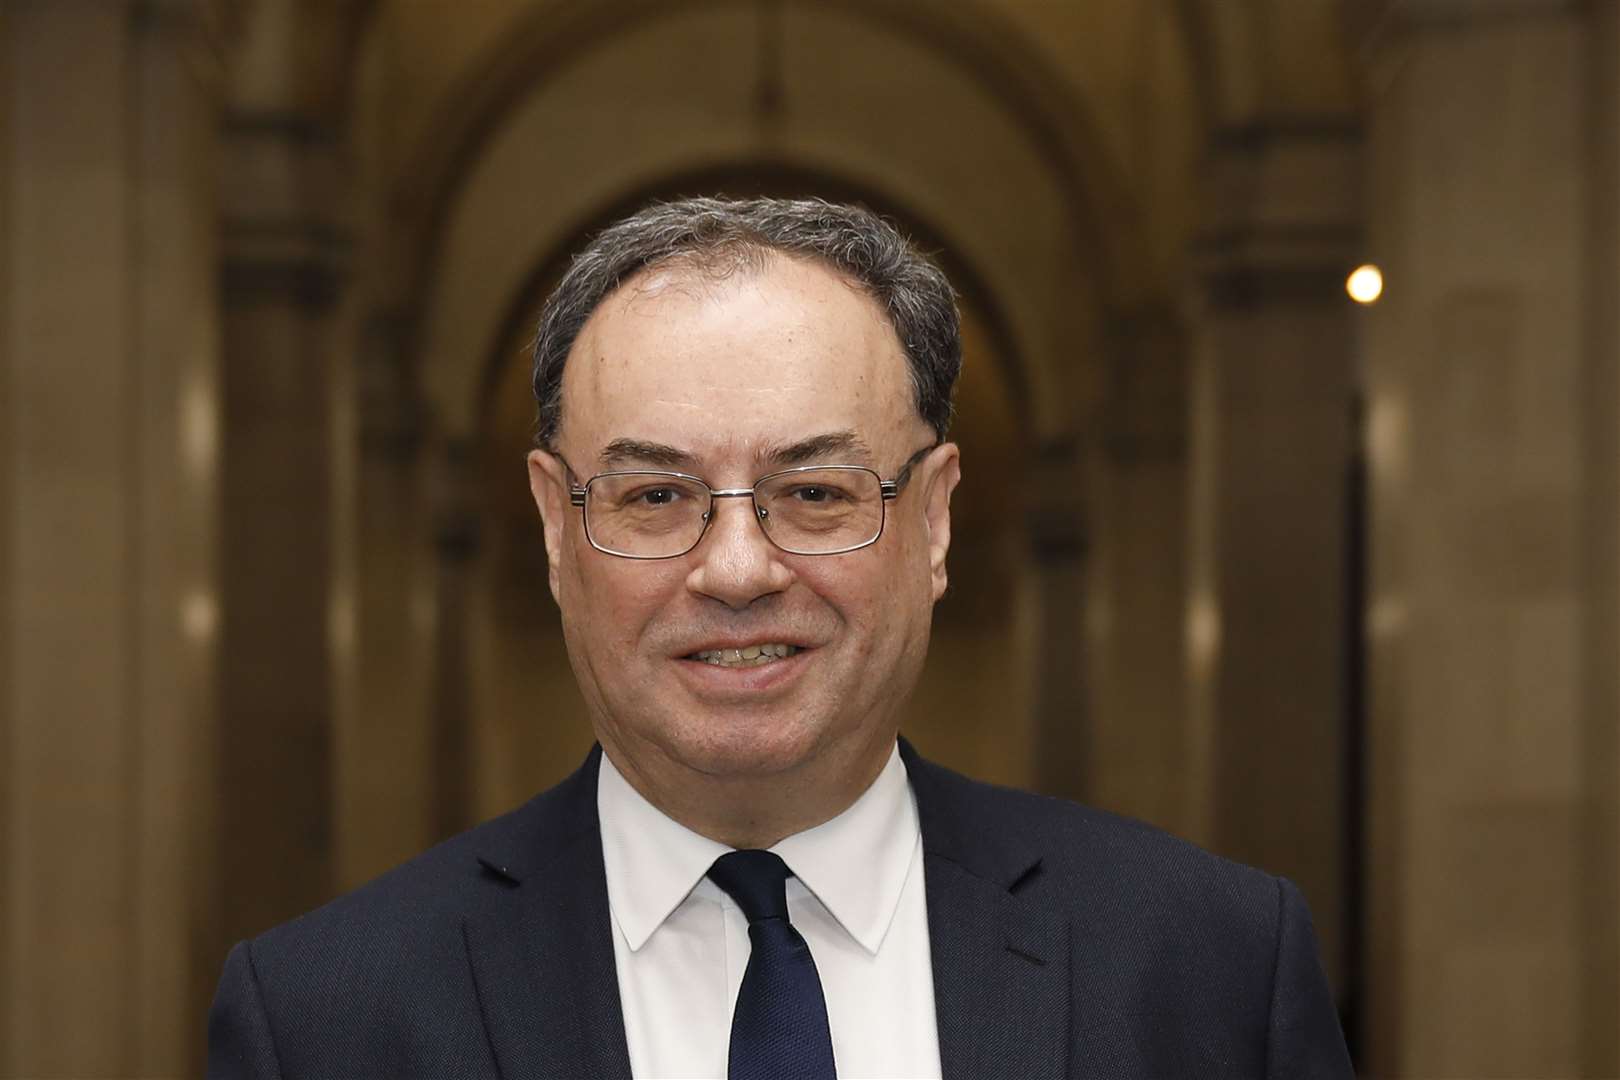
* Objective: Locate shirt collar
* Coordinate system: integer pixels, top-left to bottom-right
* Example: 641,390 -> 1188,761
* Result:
771,744 -> 918,955
597,743 -> 919,957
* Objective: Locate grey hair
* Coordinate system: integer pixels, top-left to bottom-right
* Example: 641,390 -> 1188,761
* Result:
531,196 -> 961,447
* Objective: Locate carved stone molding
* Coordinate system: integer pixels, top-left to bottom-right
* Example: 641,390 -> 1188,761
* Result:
1394,0 -> 1582,24
432,440 -> 483,565
358,312 -> 427,462
1194,118 -> 1363,311
1024,441 -> 1090,564
1354,0 -> 1589,89
219,113 -> 349,308
1101,308 -> 1188,464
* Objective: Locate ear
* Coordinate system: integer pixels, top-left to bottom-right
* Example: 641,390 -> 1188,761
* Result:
527,448 -> 570,603
921,443 -> 962,602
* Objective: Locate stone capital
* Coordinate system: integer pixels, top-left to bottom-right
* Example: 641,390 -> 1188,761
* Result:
1023,443 -> 1090,564
219,110 -> 349,307
1393,0 -> 1583,24
1100,309 -> 1187,464
358,313 -> 428,463
1194,118 -> 1363,309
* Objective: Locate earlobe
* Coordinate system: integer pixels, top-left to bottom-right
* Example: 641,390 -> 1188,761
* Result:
924,445 -> 962,602
527,449 -> 568,601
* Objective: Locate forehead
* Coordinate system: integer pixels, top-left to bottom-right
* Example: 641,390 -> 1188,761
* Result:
558,254 -> 923,465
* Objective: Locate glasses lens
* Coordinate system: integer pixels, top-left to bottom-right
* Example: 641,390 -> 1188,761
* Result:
754,467 -> 884,554
585,473 -> 710,557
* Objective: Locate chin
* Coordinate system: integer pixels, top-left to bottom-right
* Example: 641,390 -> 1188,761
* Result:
665,716 -> 838,780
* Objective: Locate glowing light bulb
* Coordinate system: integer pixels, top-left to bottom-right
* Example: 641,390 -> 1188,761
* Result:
1347,264 -> 1384,305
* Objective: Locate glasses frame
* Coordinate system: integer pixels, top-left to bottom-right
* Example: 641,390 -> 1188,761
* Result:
564,444 -> 937,560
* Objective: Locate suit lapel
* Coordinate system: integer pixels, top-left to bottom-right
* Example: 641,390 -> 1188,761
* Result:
462,748 -> 633,1080
903,741 -> 1072,1080
456,740 -> 1082,1078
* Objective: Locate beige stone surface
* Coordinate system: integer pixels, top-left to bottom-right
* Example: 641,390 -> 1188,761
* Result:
2,2 -> 221,1075
1361,4 -> 1606,1073
5,5 -> 138,1072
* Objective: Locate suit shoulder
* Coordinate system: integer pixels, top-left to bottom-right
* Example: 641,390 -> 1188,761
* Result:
245,762 -> 595,970
909,750 -> 1285,924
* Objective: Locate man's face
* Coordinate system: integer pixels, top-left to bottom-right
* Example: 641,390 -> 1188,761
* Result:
527,253 -> 960,790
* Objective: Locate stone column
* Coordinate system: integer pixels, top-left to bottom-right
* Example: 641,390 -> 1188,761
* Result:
214,68 -> 349,951
1586,2 -> 1620,1067
430,442 -> 480,838
1085,310 -> 1192,835
1359,1 -> 1610,1074
1187,120 -> 1361,999
1027,444 -> 1091,801
1,2 -> 221,1075
333,311 -> 439,892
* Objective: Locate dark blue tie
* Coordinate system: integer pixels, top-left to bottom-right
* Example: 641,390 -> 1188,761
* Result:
707,850 -> 837,1080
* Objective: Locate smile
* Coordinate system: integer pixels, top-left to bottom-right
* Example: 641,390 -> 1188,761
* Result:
686,643 -> 801,668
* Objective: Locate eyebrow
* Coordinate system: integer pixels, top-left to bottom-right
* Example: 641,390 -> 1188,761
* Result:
594,430 -> 872,471
598,438 -> 695,469
761,431 -> 872,468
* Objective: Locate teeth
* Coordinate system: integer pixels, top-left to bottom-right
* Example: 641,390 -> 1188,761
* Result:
691,643 -> 800,667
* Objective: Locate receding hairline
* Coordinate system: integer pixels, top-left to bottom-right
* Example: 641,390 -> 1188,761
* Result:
559,244 -> 906,381
531,194 -> 962,449
551,250 -> 918,450
596,243 -> 886,315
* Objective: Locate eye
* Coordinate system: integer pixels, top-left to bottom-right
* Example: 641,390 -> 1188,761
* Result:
787,483 -> 852,504
634,486 -> 682,506
611,483 -> 689,510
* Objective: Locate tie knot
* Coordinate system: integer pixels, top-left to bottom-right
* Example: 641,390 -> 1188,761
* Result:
707,849 -> 793,923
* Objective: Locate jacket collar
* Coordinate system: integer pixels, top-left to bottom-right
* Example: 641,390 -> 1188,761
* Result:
462,746 -> 633,1080
900,738 -> 1073,1080
461,741 -> 1074,1080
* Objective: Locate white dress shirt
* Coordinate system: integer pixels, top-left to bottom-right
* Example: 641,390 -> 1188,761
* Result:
598,744 -> 942,1080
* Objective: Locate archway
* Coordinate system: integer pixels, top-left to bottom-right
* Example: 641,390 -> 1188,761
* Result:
378,1 -> 1126,833
464,170 -> 1037,817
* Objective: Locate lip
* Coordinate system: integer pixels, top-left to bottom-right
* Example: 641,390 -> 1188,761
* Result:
673,635 -> 810,657
670,645 -> 814,698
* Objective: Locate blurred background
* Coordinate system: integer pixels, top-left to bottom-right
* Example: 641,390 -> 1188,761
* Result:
2,0 -> 1617,1076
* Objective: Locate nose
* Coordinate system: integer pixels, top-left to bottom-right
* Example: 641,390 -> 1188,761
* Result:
684,495 -> 793,609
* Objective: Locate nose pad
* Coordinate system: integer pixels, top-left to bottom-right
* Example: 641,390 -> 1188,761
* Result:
686,496 -> 790,606
701,497 -> 772,553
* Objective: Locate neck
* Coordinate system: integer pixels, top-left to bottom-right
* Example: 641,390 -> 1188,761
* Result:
599,732 -> 896,849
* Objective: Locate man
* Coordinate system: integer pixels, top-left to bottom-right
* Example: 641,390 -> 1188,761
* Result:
209,197 -> 1354,1078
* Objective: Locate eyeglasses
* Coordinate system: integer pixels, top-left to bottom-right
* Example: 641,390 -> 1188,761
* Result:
563,444 -> 937,559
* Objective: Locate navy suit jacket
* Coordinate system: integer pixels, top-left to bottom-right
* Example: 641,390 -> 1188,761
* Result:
209,742 -> 1354,1078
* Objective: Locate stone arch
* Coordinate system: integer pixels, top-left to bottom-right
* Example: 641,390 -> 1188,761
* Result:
383,0 -> 1150,449
367,0 -> 1160,815
388,0 -> 1143,301
326,0 -> 1265,840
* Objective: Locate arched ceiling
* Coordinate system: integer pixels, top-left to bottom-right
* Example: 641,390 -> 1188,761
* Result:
228,0 -> 1358,281
398,0 -> 1112,441
356,0 -> 1160,306
293,0 -> 1360,440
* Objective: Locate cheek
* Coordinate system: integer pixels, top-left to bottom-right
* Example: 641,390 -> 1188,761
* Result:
804,554 -> 918,644
879,514 -> 936,597
563,549 -> 682,649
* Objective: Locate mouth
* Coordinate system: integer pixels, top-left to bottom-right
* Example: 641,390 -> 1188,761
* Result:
682,643 -> 803,669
